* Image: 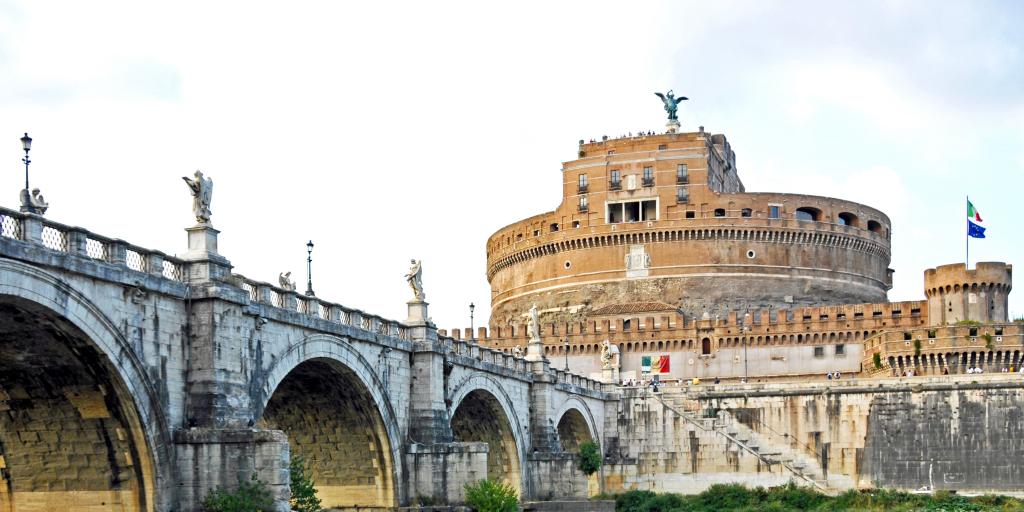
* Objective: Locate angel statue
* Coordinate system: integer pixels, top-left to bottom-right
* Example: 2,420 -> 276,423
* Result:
182,170 -> 213,224
527,304 -> 540,340
601,339 -> 620,370
405,259 -> 424,300
278,272 -> 296,291
654,90 -> 688,122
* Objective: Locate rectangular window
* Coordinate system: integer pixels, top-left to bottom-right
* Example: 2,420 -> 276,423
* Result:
769,205 -> 780,219
642,167 -> 654,187
685,211 -> 695,219
610,170 -> 621,190
607,199 -> 658,223
676,186 -> 689,203
658,144 -> 667,150
835,344 -> 845,356
814,346 -> 824,358
676,164 -> 688,183
550,223 -> 559,232
578,196 -> 588,212
608,202 -> 624,223
578,173 -> 588,193
642,200 -> 657,221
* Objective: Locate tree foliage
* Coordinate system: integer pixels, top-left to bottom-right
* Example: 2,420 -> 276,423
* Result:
577,440 -> 602,475
201,474 -> 275,512
464,479 -> 518,512
289,455 -> 322,512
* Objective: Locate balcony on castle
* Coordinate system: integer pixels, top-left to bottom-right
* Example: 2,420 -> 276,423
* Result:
577,184 -> 589,194
609,180 -> 622,191
642,177 -> 655,187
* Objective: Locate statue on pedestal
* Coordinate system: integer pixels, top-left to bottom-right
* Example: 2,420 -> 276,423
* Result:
654,90 -> 688,122
182,170 -> 213,225
20,188 -> 48,214
512,345 -> 523,358
527,304 -> 540,340
405,259 -> 424,301
601,339 -> 620,370
278,272 -> 296,291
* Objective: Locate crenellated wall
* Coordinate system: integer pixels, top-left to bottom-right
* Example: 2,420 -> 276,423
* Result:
924,262 -> 1012,325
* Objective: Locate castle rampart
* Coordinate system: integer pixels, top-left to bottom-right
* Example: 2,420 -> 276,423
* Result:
924,262 -> 1012,325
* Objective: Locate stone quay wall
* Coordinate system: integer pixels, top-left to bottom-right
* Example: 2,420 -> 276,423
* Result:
604,375 -> 1024,495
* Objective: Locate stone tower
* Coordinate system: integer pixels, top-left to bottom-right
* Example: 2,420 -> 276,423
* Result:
924,262 -> 1012,325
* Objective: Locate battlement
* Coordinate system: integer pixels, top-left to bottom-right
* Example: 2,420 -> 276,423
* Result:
446,299 -> 927,351
923,262 -> 1012,325
862,322 -> 1024,377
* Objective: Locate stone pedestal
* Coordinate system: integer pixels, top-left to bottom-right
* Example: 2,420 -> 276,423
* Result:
601,366 -> 620,384
406,299 -> 432,326
666,119 -> 681,134
524,334 -> 546,362
178,224 -> 232,282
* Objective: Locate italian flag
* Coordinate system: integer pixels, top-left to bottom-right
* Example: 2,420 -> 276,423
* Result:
968,201 -> 983,222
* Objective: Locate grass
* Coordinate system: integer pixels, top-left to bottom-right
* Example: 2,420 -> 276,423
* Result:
606,484 -> 1024,512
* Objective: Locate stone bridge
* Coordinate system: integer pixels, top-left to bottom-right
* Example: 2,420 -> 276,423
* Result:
0,207 -> 613,512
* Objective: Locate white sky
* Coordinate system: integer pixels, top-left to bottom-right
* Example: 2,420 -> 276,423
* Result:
1,0 -> 1021,329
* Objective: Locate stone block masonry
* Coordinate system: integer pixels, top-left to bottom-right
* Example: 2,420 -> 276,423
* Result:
0,206 -> 613,511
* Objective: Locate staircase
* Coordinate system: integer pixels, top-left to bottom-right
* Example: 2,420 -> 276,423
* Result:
653,393 -> 832,493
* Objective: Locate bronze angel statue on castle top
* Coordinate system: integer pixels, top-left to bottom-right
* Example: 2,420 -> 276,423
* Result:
655,90 -> 688,122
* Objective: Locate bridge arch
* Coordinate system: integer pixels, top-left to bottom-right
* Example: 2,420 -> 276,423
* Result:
0,260 -> 167,511
553,397 -> 600,453
254,334 -> 403,508
447,373 -> 527,494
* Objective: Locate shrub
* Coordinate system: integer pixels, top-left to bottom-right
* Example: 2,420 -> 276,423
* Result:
201,474 -> 275,512
913,338 -> 922,357
289,455 -> 321,512
464,479 -> 518,512
615,490 -> 657,512
873,352 -> 882,370
578,440 -> 602,475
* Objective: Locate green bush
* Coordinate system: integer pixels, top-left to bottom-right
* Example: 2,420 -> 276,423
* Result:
464,479 -> 518,512
914,338 -> 922,356
609,485 -> 1024,512
201,474 -> 275,512
873,352 -> 883,370
578,440 -> 602,475
289,455 -> 321,512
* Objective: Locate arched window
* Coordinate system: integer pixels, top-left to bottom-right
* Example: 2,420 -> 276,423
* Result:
867,220 -> 883,233
837,212 -> 858,227
701,338 -> 712,355
714,208 -> 726,217
795,207 -> 821,222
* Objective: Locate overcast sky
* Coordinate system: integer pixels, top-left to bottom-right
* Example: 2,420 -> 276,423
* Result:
1,0 -> 1021,329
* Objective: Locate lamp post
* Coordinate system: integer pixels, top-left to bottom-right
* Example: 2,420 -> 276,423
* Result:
469,302 -> 475,341
563,338 -> 570,370
19,133 -> 35,214
305,240 -> 315,296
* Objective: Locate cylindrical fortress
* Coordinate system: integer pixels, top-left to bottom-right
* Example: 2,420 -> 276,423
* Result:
487,131 -> 893,326
924,262 -> 1013,325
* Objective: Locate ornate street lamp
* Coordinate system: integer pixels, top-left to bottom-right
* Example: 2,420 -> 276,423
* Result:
469,302 -> 475,341
305,240 -> 315,296
19,133 -> 34,214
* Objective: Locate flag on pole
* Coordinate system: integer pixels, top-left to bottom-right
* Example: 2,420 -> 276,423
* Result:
967,200 -> 983,222
967,200 -> 986,239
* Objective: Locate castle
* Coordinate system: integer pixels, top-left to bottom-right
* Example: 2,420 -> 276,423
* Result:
442,126 -> 1016,382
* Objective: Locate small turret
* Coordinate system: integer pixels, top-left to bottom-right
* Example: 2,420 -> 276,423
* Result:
924,262 -> 1012,325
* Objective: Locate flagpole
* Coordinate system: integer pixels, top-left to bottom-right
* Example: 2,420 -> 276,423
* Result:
966,195 -> 969,269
